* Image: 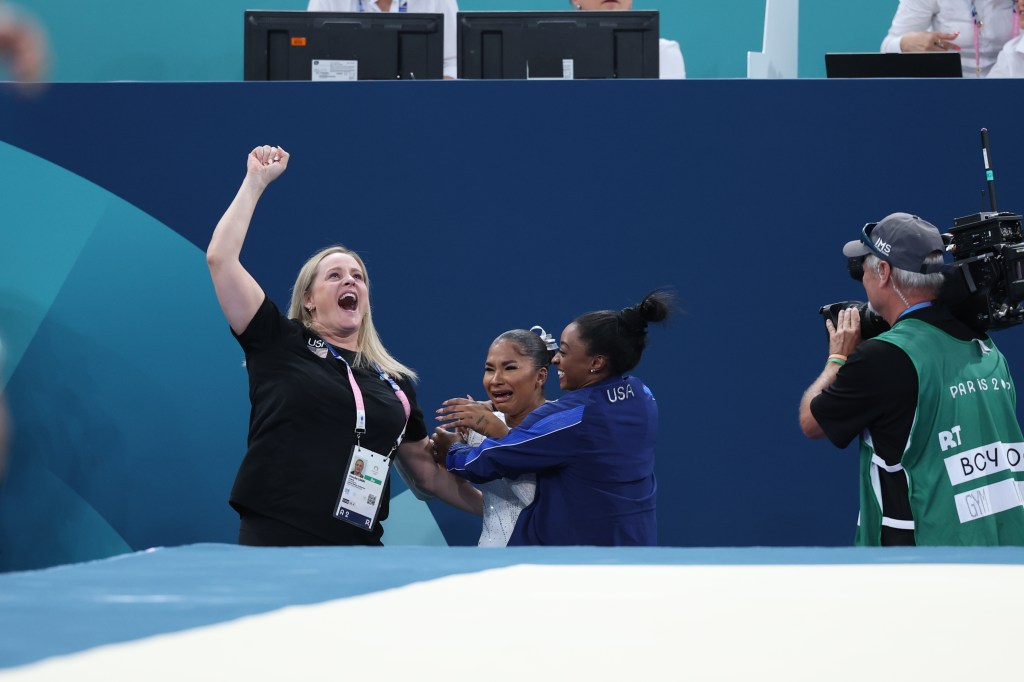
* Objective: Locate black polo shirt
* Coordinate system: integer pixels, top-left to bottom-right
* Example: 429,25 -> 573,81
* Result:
229,296 -> 427,545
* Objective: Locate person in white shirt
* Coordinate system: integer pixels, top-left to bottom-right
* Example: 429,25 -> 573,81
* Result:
569,0 -> 685,79
432,328 -> 555,547
881,0 -> 1019,77
307,0 -> 458,79
989,0 -> 1024,75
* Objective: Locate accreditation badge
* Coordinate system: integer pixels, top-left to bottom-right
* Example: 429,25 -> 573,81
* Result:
334,445 -> 390,531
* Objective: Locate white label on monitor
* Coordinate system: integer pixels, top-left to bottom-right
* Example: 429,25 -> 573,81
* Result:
311,60 -> 358,81
525,60 -> 575,80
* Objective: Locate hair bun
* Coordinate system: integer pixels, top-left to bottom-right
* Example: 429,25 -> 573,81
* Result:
638,291 -> 671,324
619,307 -> 648,334
620,290 -> 673,334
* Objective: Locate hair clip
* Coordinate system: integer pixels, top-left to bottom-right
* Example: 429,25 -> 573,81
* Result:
530,325 -> 558,352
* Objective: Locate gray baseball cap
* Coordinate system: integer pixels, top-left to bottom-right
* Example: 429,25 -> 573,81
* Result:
843,212 -> 946,273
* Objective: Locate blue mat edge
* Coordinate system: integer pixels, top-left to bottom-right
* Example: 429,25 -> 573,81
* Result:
2,543 -> 1022,669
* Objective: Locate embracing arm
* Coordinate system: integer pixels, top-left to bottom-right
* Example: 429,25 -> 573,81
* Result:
396,437 -> 483,516
207,145 -> 289,335
447,406 -> 583,484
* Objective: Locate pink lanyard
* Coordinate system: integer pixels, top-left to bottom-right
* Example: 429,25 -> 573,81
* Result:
971,1 -> 1020,75
326,344 -> 411,456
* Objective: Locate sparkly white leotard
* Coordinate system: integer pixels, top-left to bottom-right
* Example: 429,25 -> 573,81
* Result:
465,415 -> 536,547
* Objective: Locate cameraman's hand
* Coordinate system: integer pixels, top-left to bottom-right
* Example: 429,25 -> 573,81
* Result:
827,307 -> 861,357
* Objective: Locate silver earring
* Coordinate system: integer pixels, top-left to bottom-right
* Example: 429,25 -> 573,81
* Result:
589,369 -> 597,374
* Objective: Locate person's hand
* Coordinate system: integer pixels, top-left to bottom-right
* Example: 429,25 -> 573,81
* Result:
900,31 -> 961,53
245,145 -> 289,189
827,307 -> 862,358
430,427 -> 459,465
436,396 -> 509,439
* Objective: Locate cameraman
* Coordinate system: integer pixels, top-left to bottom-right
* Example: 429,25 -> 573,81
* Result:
799,212 -> 1024,546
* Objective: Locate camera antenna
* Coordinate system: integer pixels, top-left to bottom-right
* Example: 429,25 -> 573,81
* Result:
981,128 -> 998,212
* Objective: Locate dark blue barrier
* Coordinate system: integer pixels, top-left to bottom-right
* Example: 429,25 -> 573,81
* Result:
2,79 -> 1023,568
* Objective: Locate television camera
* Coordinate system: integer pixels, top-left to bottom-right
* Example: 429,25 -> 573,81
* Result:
821,129 -> 1024,337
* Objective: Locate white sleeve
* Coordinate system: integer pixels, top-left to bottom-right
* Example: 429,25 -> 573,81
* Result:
309,0 -> 348,10
987,37 -> 1024,78
988,55 -> 1008,77
659,38 -> 685,79
881,0 -> 940,53
441,0 -> 458,79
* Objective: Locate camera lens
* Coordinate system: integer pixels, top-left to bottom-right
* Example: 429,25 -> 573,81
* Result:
847,256 -> 866,282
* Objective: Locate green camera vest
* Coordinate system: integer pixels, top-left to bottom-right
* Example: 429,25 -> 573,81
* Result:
856,317 -> 1024,546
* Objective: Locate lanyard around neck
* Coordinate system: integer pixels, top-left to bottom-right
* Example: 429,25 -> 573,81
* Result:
970,1 -> 1020,75
897,301 -> 933,320
325,343 -> 411,454
357,0 -> 409,12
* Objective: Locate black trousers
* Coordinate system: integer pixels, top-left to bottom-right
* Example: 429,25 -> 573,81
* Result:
238,513 -> 330,547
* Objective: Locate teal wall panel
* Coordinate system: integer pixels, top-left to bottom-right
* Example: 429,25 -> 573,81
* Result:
800,2 -> 898,78
0,140 -> 452,568
0,143 -> 247,569
0,141 -> 107,385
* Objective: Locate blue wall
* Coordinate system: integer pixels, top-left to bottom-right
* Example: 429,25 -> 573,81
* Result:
3,78 -> 1024,570
18,1 -> 898,81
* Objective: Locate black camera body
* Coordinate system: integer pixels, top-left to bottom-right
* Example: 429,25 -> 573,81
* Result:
821,212 -> 1024,337
941,211 -> 1024,333
818,301 -> 890,340
820,129 -> 1024,337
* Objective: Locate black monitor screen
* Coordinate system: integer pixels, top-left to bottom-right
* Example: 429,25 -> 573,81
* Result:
458,11 -> 659,79
824,52 -> 963,78
244,10 -> 444,81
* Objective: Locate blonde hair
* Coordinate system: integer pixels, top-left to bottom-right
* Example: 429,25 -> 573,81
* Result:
287,245 -> 418,381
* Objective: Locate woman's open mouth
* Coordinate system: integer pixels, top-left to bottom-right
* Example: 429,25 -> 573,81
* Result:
338,292 -> 358,311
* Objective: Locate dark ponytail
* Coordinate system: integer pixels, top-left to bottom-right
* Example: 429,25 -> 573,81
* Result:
574,290 -> 673,375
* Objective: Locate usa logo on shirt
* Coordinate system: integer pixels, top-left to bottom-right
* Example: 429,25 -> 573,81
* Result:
606,384 -> 635,403
307,338 -> 329,359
